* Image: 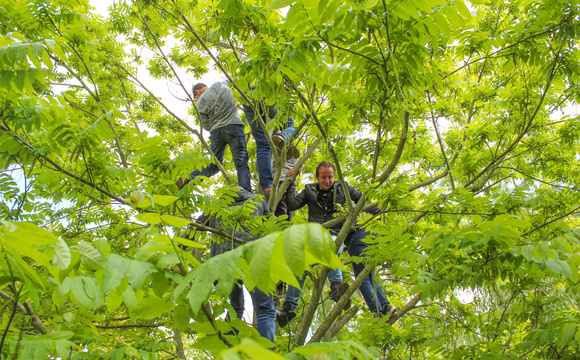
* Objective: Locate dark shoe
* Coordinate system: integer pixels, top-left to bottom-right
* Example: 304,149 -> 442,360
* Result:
264,187 -> 272,200
329,281 -> 351,309
276,308 -> 296,328
272,134 -> 300,159
176,177 -> 189,190
380,303 -> 397,319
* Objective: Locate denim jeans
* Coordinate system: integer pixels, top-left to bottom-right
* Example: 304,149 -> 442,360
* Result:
242,103 -> 295,189
190,124 -> 251,192
284,237 -> 344,311
229,281 -> 275,342
346,229 -> 389,314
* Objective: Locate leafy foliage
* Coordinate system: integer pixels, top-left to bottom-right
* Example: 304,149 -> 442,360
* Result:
0,0 -> 580,358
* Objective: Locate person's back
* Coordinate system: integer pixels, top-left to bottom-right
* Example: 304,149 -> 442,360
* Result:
185,82 -> 251,192
200,188 -> 275,342
196,82 -> 243,132
209,189 -> 270,256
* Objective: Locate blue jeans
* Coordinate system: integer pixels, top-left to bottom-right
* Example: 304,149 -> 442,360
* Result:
284,238 -> 344,311
229,281 -> 275,342
242,103 -> 295,189
346,229 -> 389,313
190,124 -> 251,192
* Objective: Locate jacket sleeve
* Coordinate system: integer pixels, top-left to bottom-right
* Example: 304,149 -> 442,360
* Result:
286,181 -> 307,211
347,184 -> 363,204
196,87 -> 217,131
348,184 -> 381,215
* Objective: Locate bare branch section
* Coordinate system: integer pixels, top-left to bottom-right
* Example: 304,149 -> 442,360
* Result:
376,111 -> 409,186
0,291 -> 47,335
321,306 -> 360,342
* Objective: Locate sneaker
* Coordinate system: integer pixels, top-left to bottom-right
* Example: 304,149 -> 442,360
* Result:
380,303 -> 397,318
329,281 -> 351,309
272,134 -> 300,159
264,187 -> 272,200
275,308 -> 296,328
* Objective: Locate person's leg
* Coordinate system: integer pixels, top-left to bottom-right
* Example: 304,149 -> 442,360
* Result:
224,124 -> 252,192
277,275 -> 303,328
249,287 -> 275,342
228,280 -> 245,320
346,229 -> 390,314
278,122 -> 296,141
190,128 -> 226,180
327,238 -> 344,283
243,103 -> 274,190
283,274 -> 305,312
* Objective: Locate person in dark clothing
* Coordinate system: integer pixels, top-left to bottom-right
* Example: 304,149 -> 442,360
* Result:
198,188 -> 275,342
280,161 -> 396,321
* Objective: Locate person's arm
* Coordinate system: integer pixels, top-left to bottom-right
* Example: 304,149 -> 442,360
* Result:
347,184 -> 363,203
286,181 -> 307,211
196,86 -> 217,131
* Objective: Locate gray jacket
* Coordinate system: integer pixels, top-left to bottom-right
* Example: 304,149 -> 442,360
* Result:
197,190 -> 270,256
196,82 -> 244,132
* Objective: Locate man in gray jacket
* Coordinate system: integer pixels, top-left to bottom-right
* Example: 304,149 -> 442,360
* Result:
184,82 -> 251,191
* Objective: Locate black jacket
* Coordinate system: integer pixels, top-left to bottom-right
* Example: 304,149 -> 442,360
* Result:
286,181 -> 380,234
196,189 -> 270,256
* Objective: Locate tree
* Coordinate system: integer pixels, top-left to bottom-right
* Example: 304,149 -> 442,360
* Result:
1,0 -> 580,358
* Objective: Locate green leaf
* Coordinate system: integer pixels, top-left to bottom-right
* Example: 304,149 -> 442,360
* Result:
522,245 -> 534,261
561,323 -> 576,346
1,221 -> 58,247
42,331 -> 74,340
248,233 -> 277,291
106,289 -> 124,312
153,195 -> 178,206
536,242 -> 550,261
269,0 -> 294,9
283,224 -> 307,275
136,212 -> 161,225
52,238 -> 71,270
161,214 -> 191,228
173,236 -> 204,248
131,296 -> 174,319
545,258 -> 562,275
559,260 -> 574,279
102,254 -> 130,292
78,241 -> 105,270
173,305 -> 192,331
126,260 -> 151,290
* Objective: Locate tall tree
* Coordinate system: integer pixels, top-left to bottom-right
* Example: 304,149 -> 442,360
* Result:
0,0 -> 579,358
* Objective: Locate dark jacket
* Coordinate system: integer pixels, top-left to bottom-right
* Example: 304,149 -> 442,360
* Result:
197,190 -> 270,256
286,181 -> 380,234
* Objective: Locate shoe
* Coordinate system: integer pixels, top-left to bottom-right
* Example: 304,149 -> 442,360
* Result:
264,187 -> 272,200
275,308 -> 296,328
380,303 -> 397,318
176,177 -> 190,190
272,134 -> 300,159
329,281 -> 351,309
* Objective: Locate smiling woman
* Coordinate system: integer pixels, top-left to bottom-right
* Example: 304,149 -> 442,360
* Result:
1,0 -> 580,359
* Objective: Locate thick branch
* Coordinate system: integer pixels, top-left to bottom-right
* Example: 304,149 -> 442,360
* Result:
321,306 -> 360,342
0,291 -> 47,335
376,111 -> 409,186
